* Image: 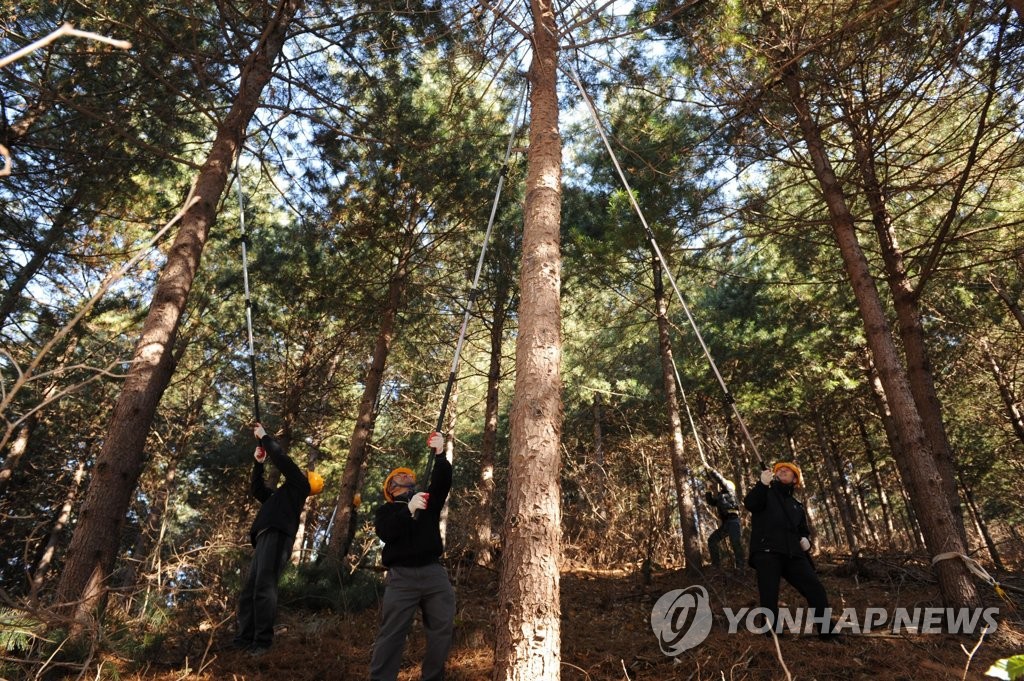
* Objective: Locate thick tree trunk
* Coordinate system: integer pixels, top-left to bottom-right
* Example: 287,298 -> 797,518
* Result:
493,2 -> 562,677
54,0 -> 304,618
850,127 -> 966,545
326,241 -> 412,564
780,64 -> 978,608
651,254 -> 702,571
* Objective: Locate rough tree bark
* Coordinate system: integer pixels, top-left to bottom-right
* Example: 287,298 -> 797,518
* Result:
779,60 -> 978,608
55,0 -> 304,619
493,1 -> 563,677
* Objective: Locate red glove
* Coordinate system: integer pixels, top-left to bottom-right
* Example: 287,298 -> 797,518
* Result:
254,446 -> 267,463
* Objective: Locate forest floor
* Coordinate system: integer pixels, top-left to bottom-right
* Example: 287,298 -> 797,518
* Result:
111,553 -> 1022,681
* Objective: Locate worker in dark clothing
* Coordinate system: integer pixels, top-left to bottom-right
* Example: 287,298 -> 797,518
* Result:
744,461 -> 833,638
233,422 -> 324,653
369,431 -> 455,681
705,467 -> 744,569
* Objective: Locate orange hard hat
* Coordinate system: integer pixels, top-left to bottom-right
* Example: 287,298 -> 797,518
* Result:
307,470 -> 324,496
773,461 -> 803,487
383,467 -> 416,501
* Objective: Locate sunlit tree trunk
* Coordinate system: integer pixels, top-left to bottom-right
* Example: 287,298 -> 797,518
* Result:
493,1 -> 562,677
55,0 -> 304,621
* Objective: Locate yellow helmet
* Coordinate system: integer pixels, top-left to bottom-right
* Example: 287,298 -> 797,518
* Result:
307,470 -> 325,496
383,467 -> 416,501
773,461 -> 803,488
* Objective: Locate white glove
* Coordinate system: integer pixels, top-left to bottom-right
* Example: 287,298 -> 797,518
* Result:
253,423 -> 267,440
760,469 -> 773,486
800,537 -> 811,552
254,446 -> 267,463
428,431 -> 444,454
407,492 -> 429,514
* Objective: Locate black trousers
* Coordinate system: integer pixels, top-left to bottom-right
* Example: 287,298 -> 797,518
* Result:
751,551 -> 830,634
235,528 -> 291,648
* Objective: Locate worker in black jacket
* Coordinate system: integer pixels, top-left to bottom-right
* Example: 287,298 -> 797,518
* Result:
705,467 -> 744,569
233,422 -> 323,653
744,461 -> 833,638
369,431 -> 455,681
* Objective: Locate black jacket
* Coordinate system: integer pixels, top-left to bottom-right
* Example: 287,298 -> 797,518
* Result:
743,479 -> 810,566
374,454 -> 452,567
249,435 -> 310,547
706,489 -> 741,521
705,468 -> 740,521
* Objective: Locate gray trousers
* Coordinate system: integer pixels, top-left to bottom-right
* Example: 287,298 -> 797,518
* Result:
369,563 -> 456,681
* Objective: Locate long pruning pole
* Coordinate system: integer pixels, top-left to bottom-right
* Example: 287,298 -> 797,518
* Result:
423,82 -> 529,480
236,151 -> 261,423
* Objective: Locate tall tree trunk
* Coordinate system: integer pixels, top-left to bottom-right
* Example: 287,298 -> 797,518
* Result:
493,2 -> 562,677
849,118 -> 967,546
55,0 -> 304,619
473,285 -> 509,567
779,62 -> 978,607
326,238 -> 414,564
651,253 -> 702,571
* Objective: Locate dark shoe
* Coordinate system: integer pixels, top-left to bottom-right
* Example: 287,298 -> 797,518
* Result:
247,645 -> 271,658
